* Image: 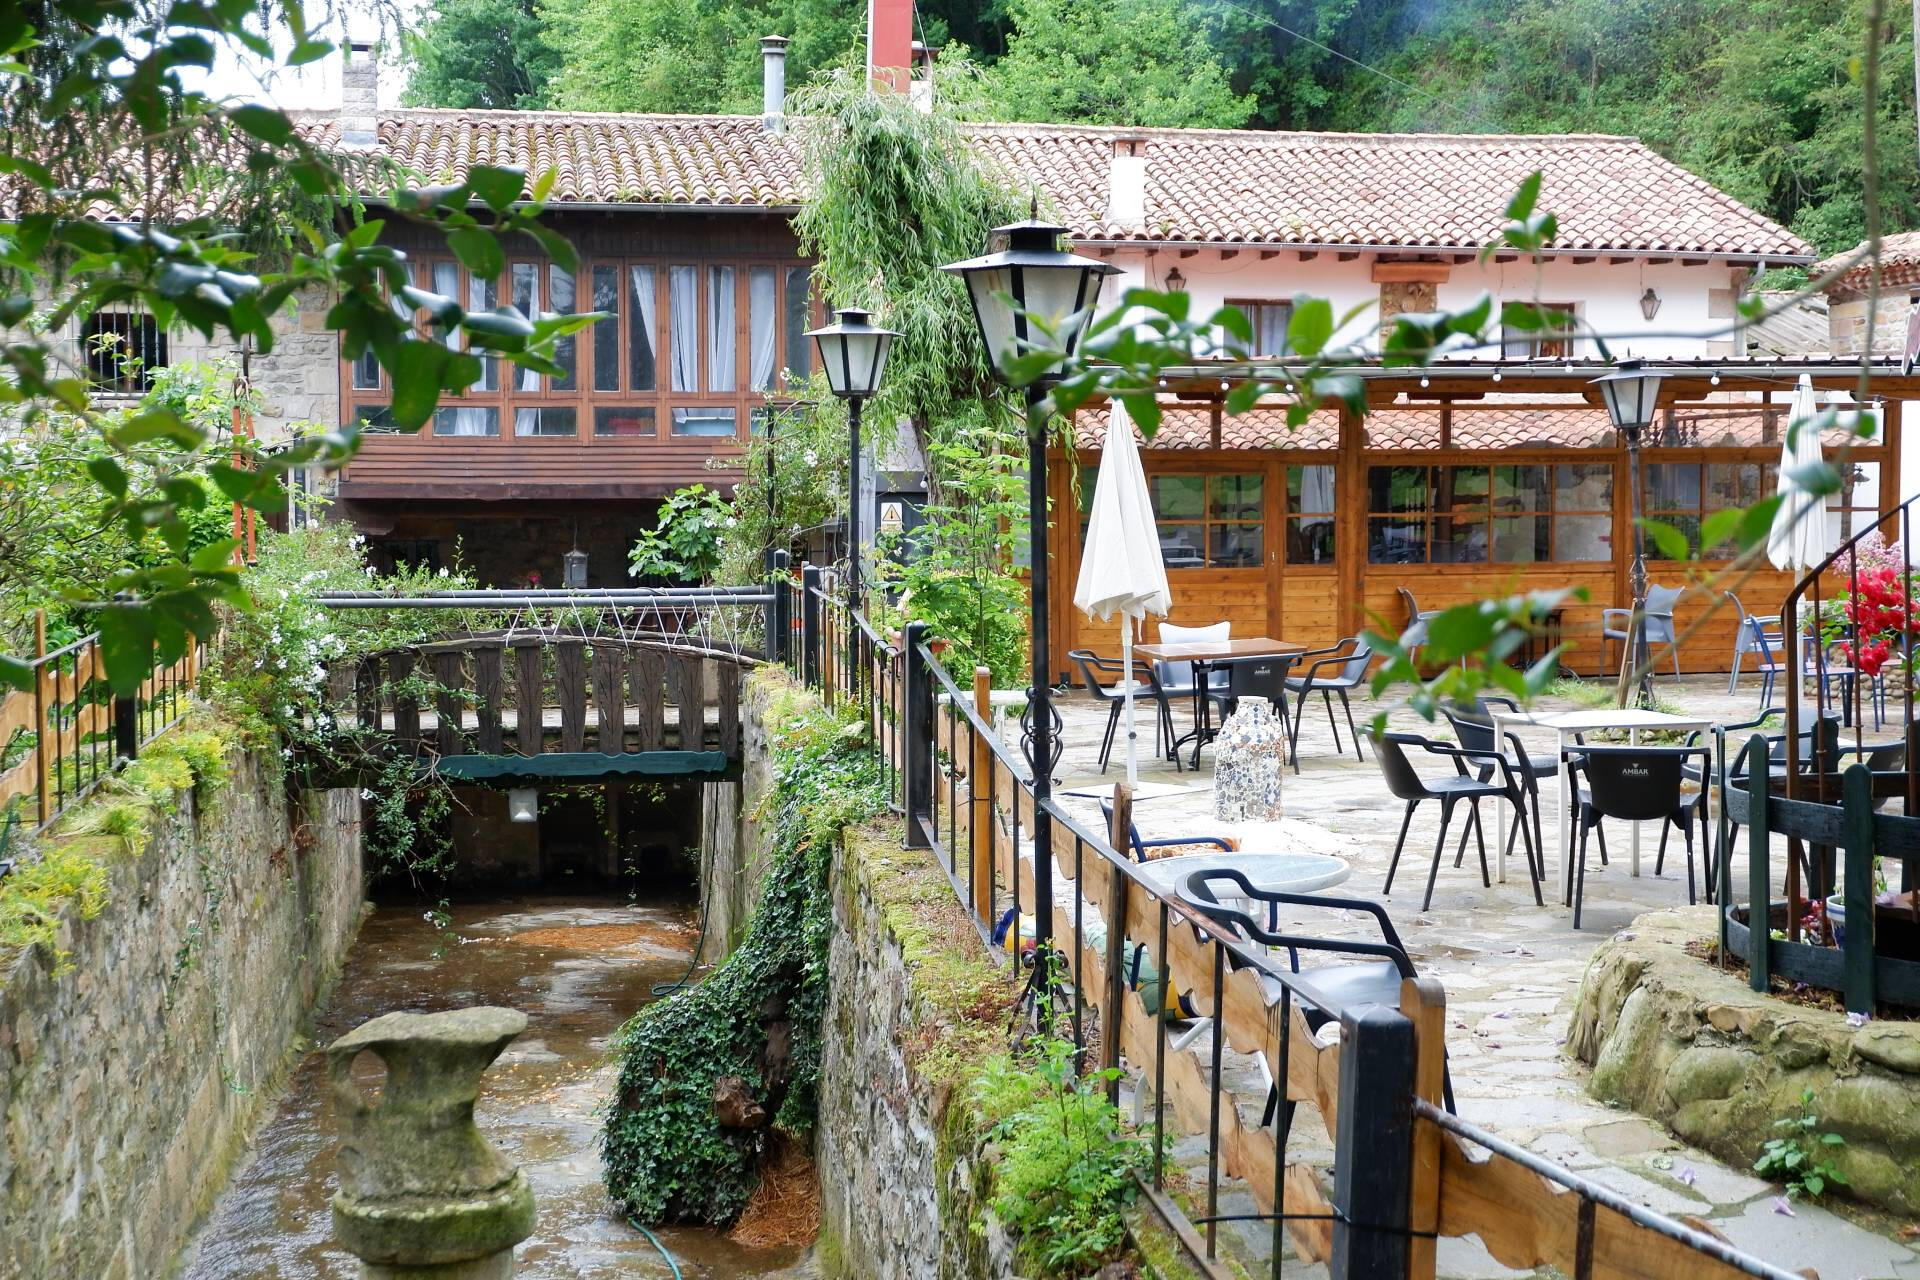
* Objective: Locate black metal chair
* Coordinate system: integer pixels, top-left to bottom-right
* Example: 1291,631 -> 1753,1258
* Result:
1180,866 -> 1456,1140
1372,730 -> 1535,910
1098,797 -> 1235,864
1571,746 -> 1705,929
1068,648 -> 1171,774
1217,652 -> 1297,763
1439,702 -> 1556,896
1283,637 -> 1373,771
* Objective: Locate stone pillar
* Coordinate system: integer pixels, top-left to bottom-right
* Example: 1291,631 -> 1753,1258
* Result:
327,1007 -> 536,1279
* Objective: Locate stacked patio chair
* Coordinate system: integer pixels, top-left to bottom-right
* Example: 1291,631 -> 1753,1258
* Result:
1601,584 -> 1684,683
1724,591 -> 1784,694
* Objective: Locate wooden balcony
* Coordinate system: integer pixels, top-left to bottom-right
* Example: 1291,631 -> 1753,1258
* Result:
335,429 -> 745,503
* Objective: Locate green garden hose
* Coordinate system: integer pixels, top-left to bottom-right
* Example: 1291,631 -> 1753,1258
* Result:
625,1214 -> 685,1280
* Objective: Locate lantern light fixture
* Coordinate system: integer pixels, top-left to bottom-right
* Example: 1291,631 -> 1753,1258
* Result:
807,307 -> 898,400
1640,287 -> 1662,321
940,214 -> 1120,383
1592,359 -> 1667,436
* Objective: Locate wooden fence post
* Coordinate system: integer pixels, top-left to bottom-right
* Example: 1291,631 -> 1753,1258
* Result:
1745,735 -> 1772,994
1404,976 -> 1448,1280
33,610 -> 49,826
1331,1005 -> 1415,1279
971,666 -> 993,929
1841,763 -> 1876,1014
1102,782 -> 1133,1105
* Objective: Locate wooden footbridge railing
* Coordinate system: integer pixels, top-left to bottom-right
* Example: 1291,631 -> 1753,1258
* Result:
314,586 -> 785,782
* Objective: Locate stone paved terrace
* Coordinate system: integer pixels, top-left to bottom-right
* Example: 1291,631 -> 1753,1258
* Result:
1023,673 -> 1920,1280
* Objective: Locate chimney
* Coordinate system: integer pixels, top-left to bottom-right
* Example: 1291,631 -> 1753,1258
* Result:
1104,138 -> 1147,231
761,36 -> 789,133
339,40 -> 377,149
909,40 -> 936,112
867,0 -> 912,94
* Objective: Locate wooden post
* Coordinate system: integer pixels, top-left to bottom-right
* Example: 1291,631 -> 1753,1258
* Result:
1841,763 -> 1876,1014
32,610 -> 49,825
355,656 -> 381,732
513,642 -> 542,756
591,644 -> 623,754
555,640 -> 587,753
430,650 -> 464,757
1403,976 -> 1448,1280
970,666 -> 993,928
390,650 -> 420,750
1745,735 -> 1772,994
718,662 -> 741,757
634,649 -> 665,751
1102,782 -> 1134,1105
473,645 -> 504,754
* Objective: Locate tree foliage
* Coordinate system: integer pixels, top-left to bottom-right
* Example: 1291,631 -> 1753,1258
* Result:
401,0 -> 561,110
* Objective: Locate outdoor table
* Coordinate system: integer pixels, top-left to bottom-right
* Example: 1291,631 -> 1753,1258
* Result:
1488,707 -> 1713,906
1134,638 -> 1307,768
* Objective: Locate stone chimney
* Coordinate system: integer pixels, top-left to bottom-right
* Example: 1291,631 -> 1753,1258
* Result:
867,0 -> 912,94
761,36 -> 789,134
339,41 -> 377,150
1104,138 -> 1147,231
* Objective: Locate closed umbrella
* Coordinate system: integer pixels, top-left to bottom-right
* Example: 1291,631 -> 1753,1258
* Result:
1767,374 -> 1833,684
1073,400 -> 1171,786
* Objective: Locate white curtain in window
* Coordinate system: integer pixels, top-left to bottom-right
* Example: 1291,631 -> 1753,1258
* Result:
669,266 -> 698,391
512,264 -> 540,391
438,407 -> 497,436
748,267 -> 777,391
1300,465 -> 1336,514
469,275 -> 497,391
629,266 -> 657,391
708,266 -> 736,392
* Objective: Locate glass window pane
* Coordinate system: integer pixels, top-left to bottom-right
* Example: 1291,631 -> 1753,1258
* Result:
748,266 -> 777,392
351,345 -> 380,390
1077,466 -> 1099,514
430,262 -> 459,340
595,407 -> 657,437
548,264 -> 575,391
351,403 -> 395,432
707,265 -> 735,393
592,265 -> 620,392
434,406 -> 499,437
1368,466 -> 1430,515
1647,463 -> 1698,513
469,275 -> 498,391
1368,516 -> 1427,564
784,266 -> 811,381
1209,524 -> 1263,568
1156,523 -> 1206,568
1554,463 -> 1611,512
669,266 -> 698,392
514,407 -> 576,437
1432,515 -> 1487,563
1705,462 -> 1764,509
1209,473 -> 1263,521
1491,515 -> 1547,563
1440,467 -> 1489,510
1492,465 -> 1548,512
671,407 -> 737,437
1150,475 -> 1204,519
1554,514 -> 1612,562
1288,465 -> 1336,516
628,266 -> 657,391
1286,517 -> 1335,564
511,264 -> 540,391
1252,302 -> 1290,356
1832,460 -> 1881,545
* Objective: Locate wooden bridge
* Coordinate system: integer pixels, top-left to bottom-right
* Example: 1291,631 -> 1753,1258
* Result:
312,584 -> 787,783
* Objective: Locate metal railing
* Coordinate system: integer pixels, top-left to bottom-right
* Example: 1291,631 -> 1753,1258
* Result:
0,612 -> 203,832
783,562 -> 1809,1280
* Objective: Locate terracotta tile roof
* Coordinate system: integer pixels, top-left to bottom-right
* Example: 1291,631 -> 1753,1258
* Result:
277,110 -> 1809,260
1813,231 -> 1920,295
1075,405 -> 1337,450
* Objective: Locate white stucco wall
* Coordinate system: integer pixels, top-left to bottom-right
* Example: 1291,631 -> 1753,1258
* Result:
1096,248 -> 1747,359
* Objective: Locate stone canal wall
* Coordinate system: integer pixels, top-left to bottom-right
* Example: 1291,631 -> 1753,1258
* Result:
1569,906 -> 1920,1214
815,825 -> 1018,1280
699,669 -> 786,963
0,740 -> 363,1278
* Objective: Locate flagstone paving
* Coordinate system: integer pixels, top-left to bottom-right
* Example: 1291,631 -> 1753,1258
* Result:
1030,674 -> 1920,1279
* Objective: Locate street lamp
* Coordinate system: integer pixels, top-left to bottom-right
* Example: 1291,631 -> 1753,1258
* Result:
807,307 -> 898,620
1593,359 -> 1669,706
943,215 -> 1118,970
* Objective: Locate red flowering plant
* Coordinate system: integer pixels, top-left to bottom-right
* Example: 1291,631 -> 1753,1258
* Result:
1830,538 -> 1920,679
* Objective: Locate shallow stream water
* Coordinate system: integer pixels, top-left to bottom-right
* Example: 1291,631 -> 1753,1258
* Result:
177,896 -> 811,1279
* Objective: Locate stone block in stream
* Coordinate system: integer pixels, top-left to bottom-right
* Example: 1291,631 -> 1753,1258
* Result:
327,1006 -> 537,1278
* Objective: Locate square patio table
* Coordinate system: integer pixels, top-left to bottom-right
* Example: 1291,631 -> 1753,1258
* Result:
1487,707 -> 1714,906
1134,638 -> 1307,768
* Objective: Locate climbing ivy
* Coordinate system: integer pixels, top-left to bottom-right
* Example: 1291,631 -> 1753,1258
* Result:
600,679 -> 885,1225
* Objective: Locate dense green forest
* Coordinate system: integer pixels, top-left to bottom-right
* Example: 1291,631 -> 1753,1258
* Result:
399,0 -> 1916,254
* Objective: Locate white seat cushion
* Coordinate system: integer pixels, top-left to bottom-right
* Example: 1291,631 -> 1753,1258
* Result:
1159,621 -> 1231,646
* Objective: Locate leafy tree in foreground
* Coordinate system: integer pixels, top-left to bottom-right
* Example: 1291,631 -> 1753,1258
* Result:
401,0 -> 562,110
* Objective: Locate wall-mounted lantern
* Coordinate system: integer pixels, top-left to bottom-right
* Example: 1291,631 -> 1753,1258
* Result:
1639,287 -> 1661,321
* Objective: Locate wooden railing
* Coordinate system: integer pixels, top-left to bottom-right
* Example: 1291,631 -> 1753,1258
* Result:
792,576 -> 1808,1280
0,612 -> 202,831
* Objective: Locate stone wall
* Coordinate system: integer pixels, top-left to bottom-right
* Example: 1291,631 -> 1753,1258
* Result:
699,669 -> 786,963
815,826 -> 1018,1280
1569,907 -> 1920,1213
0,744 -> 363,1277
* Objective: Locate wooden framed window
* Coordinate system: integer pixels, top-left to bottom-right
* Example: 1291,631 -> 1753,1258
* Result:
1226,299 -> 1293,357
1150,473 -> 1264,569
1646,461 -> 1770,559
1368,463 -> 1615,564
1284,464 -> 1336,564
1500,302 -> 1577,358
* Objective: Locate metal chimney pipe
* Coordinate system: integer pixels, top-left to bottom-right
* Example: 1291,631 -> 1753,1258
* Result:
761,36 -> 789,134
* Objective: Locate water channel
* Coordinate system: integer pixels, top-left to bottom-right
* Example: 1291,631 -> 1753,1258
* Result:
177,895 -> 813,1279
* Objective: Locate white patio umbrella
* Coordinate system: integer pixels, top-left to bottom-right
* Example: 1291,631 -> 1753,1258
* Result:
1767,374 -> 1833,678
1073,399 -> 1171,786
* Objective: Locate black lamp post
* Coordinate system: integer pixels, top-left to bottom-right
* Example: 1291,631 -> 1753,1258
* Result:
1593,360 -> 1668,707
943,216 -> 1118,968
807,307 -> 898,621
